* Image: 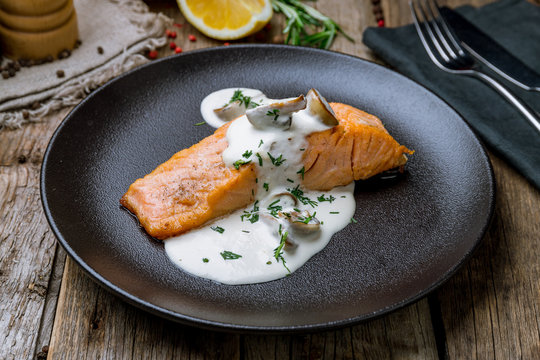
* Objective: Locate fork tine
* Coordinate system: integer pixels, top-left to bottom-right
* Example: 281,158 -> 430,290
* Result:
423,0 -> 460,61
429,0 -> 468,58
409,0 -> 450,66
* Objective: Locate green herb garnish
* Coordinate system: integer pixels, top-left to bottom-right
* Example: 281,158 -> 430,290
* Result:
241,200 -> 260,223
194,121 -> 206,126
202,258 -> 209,263
266,109 -> 280,121
287,185 -> 318,207
267,152 -> 286,166
263,182 -> 269,191
258,139 -> 264,148
317,194 -> 336,203
329,211 -> 339,214
211,226 -> 225,233
242,150 -> 253,158
233,159 -> 251,170
273,228 -> 290,273
267,199 -> 282,217
255,152 -> 263,166
297,166 -> 305,179
296,211 -> 316,224
271,0 -> 354,50
220,251 -> 242,260
228,89 -> 259,108
350,218 -> 358,224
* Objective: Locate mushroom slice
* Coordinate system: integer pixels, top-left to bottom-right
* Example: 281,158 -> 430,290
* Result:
246,95 -> 306,130
306,88 -> 339,126
213,100 -> 247,122
288,210 -> 321,234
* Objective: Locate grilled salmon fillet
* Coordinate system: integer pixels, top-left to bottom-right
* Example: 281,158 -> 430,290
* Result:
120,102 -> 412,239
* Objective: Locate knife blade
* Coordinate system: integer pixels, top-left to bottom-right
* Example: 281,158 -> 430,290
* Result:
440,7 -> 540,92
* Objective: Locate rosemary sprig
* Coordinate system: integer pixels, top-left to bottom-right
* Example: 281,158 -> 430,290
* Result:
271,0 -> 354,49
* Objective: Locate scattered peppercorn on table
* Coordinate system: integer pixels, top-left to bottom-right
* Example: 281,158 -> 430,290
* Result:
1,0 -> 539,359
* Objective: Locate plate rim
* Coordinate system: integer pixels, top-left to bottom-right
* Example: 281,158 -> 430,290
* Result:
40,44 -> 496,333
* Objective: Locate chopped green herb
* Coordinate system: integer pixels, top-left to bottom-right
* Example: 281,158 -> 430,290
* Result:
271,0 -> 354,50
350,218 -> 358,224
255,152 -> 263,166
341,195 -> 346,198
202,258 -> 209,263
317,194 -> 336,203
329,211 -> 339,214
287,185 -> 318,207
274,228 -> 290,273
266,109 -> 280,121
242,150 -> 253,158
296,211 -> 317,224
228,89 -> 259,108
267,199 -> 283,217
211,226 -> 225,233
297,166 -> 305,179
233,159 -> 251,170
299,148 -> 305,151
242,230 -> 250,233
286,178 -> 294,183
293,208 -> 301,212
266,261 -> 272,265
258,139 -> 264,148
220,251 -> 242,260
267,152 -> 286,166
241,200 -> 260,223
255,178 -> 258,183
194,121 -> 206,126
263,182 -> 269,191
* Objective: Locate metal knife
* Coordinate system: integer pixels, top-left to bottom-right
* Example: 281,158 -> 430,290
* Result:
440,7 -> 540,92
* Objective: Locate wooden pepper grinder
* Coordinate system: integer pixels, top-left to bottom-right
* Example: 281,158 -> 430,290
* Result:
0,0 -> 79,60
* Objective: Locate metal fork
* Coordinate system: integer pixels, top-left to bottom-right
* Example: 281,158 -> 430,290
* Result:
409,0 -> 540,135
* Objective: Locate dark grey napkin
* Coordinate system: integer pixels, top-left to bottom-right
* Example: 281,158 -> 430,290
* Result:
363,0 -> 540,190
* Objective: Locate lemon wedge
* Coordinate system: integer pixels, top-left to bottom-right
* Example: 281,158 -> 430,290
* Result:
177,0 -> 273,40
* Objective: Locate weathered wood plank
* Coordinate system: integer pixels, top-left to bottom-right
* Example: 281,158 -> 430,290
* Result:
436,153 -> 540,359
0,109 -> 68,359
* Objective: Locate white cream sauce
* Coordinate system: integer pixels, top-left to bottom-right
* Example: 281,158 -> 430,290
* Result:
164,88 -> 356,285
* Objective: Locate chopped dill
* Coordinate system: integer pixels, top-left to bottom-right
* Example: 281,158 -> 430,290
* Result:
211,226 -> 225,233
267,152 -> 286,166
297,166 -> 305,179
266,109 -> 280,121
233,159 -> 251,170
255,152 -> 263,166
228,89 -> 259,108
220,251 -> 242,260
287,185 -> 318,207
317,194 -> 336,203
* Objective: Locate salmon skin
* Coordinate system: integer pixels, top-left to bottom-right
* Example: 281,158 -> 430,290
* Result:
120,102 -> 413,239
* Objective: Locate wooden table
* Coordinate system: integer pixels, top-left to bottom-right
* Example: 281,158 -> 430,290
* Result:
2,0 -> 539,358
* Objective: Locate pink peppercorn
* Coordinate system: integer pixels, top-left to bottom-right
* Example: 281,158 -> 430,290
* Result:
175,47 -> 183,54
148,50 -> 158,59
173,23 -> 183,28
169,31 -> 177,39
169,41 -> 176,49
223,42 -> 230,46
188,34 -> 196,42
377,19 -> 385,27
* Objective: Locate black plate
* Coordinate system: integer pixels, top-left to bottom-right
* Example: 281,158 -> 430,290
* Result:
41,45 -> 495,332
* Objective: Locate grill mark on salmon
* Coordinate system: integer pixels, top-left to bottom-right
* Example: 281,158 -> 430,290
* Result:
121,102 -> 412,239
